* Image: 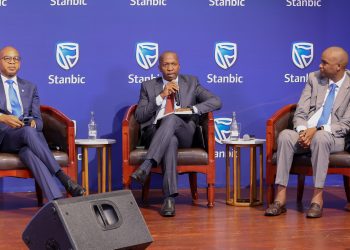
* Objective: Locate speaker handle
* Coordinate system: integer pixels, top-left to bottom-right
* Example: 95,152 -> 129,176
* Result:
92,200 -> 123,231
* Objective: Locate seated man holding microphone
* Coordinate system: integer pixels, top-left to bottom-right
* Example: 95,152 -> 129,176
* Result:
131,51 -> 222,217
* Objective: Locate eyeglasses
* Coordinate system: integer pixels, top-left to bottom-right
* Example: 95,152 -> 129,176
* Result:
1,56 -> 21,63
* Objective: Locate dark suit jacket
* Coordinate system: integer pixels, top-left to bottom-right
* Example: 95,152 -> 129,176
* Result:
0,76 -> 43,143
135,74 -> 222,130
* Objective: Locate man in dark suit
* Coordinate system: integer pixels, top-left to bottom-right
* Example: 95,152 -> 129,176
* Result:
265,46 -> 350,218
131,51 -> 222,216
0,46 -> 85,201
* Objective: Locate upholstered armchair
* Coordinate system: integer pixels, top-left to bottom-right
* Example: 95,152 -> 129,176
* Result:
266,104 -> 350,205
122,105 -> 216,207
0,105 -> 77,206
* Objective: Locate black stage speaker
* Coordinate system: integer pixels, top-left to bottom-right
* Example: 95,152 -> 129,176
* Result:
22,190 -> 153,250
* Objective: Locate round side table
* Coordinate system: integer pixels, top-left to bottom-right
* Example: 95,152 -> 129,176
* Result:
221,138 -> 266,207
75,139 -> 116,195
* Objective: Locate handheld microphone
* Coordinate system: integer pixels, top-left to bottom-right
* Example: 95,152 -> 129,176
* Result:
175,90 -> 180,106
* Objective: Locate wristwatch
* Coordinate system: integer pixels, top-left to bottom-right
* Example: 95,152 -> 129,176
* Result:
317,126 -> 324,131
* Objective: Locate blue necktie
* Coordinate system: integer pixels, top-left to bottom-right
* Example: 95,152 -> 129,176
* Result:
6,80 -> 22,117
317,83 -> 337,127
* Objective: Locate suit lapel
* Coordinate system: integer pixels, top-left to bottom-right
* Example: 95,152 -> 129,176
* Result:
17,77 -> 29,116
333,73 -> 350,112
178,75 -> 184,107
155,77 -> 163,97
316,77 -> 328,110
0,78 -> 7,112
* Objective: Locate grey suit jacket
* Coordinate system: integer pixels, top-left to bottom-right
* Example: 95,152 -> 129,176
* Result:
135,74 -> 222,130
0,77 -> 43,143
293,70 -> 350,138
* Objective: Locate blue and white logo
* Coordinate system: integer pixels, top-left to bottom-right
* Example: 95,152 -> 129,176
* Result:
136,42 -> 159,70
215,42 -> 237,69
292,42 -> 314,69
56,42 -> 79,70
214,117 -> 232,144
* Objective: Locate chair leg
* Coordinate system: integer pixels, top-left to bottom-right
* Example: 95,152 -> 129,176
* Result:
34,181 -> 43,207
207,183 -> 215,208
188,173 -> 198,202
297,174 -> 305,203
343,176 -> 350,202
141,174 -> 151,204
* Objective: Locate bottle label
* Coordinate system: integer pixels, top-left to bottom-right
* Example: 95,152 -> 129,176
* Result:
89,130 -> 97,137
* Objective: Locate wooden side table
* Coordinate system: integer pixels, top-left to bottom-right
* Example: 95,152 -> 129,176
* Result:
75,139 -> 116,195
222,139 -> 265,207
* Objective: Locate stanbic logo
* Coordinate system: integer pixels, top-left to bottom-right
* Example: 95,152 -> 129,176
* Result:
136,42 -> 158,70
0,0 -> 7,6
128,42 -> 161,84
284,42 -> 313,83
56,43 -> 79,70
209,0 -> 246,7
48,42 -> 86,85
214,118 -> 232,144
286,0 -> 322,7
292,42 -> 313,69
207,42 -> 243,84
215,42 -> 237,70
130,0 -> 167,6
50,0 -> 87,6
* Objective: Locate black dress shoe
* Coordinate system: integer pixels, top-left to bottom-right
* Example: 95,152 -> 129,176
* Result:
65,180 -> 85,197
131,168 -> 148,185
160,197 -> 175,217
306,202 -> 323,218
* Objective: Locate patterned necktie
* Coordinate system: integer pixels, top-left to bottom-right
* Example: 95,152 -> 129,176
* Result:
164,93 -> 175,114
6,79 -> 22,117
317,83 -> 337,127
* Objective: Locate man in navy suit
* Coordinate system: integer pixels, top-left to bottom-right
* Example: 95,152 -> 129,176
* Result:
131,51 -> 222,216
0,46 -> 84,201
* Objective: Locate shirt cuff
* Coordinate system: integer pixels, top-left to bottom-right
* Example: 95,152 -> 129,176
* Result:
192,106 -> 199,114
296,125 -> 307,133
156,95 -> 163,106
323,125 -> 331,133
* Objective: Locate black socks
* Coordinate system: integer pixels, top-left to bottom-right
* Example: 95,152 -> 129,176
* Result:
55,170 -> 70,187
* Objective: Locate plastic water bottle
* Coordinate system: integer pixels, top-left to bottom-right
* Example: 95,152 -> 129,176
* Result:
229,112 -> 239,141
88,111 -> 97,140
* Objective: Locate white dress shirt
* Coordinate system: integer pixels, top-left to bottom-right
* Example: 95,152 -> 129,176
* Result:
153,77 -> 198,124
1,74 -> 23,115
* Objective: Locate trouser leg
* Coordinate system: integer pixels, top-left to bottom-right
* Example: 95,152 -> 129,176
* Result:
0,126 -> 61,174
161,136 -> 179,197
145,115 -> 195,163
275,129 -> 307,186
18,146 -> 63,201
310,131 -> 343,188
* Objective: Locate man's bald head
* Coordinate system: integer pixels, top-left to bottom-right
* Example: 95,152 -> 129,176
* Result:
0,46 -> 21,78
320,46 -> 349,82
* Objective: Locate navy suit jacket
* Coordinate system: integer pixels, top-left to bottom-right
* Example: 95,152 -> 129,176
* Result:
135,74 -> 222,130
0,77 -> 43,143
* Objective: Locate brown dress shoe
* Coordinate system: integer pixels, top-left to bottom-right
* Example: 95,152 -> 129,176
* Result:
264,201 -> 287,216
306,203 -> 323,218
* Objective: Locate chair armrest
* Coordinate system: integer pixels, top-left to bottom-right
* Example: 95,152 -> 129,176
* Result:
40,105 -> 77,180
122,105 -> 140,165
266,104 -> 296,162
